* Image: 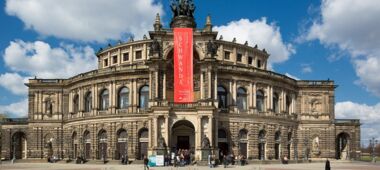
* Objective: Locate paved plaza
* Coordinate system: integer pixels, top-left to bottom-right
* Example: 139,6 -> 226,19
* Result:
1,162 -> 380,170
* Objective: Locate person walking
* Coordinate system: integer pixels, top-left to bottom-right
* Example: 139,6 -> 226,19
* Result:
325,159 -> 331,170
144,155 -> 149,170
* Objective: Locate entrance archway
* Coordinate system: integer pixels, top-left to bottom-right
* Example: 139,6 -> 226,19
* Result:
71,132 -> 78,159
258,130 -> 266,160
44,133 -> 54,159
239,129 -> 248,159
116,129 -> 128,160
83,131 -> 91,160
274,131 -> 281,160
11,132 -> 27,159
218,129 -> 229,158
336,133 -> 350,160
98,130 -> 107,160
171,120 -> 195,152
138,128 -> 149,160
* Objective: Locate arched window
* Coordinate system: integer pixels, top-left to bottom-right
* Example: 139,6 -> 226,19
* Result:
139,86 -> 149,109
217,86 -> 228,109
118,87 -> 129,109
286,95 -> 291,114
99,89 -> 109,110
237,87 -> 247,111
73,94 -> 79,113
84,92 -> 92,112
273,93 -> 279,113
256,90 -> 265,112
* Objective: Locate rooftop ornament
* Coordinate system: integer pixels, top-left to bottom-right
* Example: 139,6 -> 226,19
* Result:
170,0 -> 197,28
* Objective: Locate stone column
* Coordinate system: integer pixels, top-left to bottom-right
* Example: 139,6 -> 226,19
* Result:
214,71 -> 218,100
266,85 -> 271,111
208,71 -> 212,98
196,116 -> 201,150
165,116 -> 169,148
249,83 -> 253,109
200,72 -> 204,99
163,72 -> 166,100
154,117 -> 158,148
155,71 -> 159,99
253,83 -> 257,109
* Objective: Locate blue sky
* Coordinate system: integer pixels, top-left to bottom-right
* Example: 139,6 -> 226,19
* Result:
1,0 -> 379,144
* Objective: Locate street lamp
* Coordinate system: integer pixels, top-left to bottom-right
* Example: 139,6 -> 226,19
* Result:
369,137 -> 378,163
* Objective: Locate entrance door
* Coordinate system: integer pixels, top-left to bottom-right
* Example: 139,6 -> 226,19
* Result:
74,144 -> 77,158
85,143 -> 91,159
275,143 -> 280,159
177,136 -> 190,149
117,142 -> 126,160
258,143 -> 265,160
98,143 -> 107,160
219,142 -> 229,161
139,142 -> 148,159
239,143 -> 247,158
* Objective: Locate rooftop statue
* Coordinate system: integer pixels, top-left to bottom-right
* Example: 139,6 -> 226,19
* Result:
171,0 -> 196,18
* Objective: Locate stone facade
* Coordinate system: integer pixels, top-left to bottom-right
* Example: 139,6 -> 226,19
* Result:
0,9 -> 360,162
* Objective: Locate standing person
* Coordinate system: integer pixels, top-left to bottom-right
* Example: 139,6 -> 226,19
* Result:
223,155 -> 228,168
325,159 -> 331,170
143,155 -> 149,170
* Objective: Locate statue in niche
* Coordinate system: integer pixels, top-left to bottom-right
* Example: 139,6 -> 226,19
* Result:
149,39 -> 161,55
45,99 -> 53,116
312,136 -> 321,155
158,137 -> 166,148
202,136 -> 210,149
206,40 -> 218,58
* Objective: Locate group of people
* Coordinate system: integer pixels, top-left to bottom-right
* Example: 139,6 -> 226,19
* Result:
209,153 -> 247,168
120,155 -> 129,164
174,149 -> 194,166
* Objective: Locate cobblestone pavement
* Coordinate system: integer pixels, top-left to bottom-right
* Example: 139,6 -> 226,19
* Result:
1,162 -> 380,170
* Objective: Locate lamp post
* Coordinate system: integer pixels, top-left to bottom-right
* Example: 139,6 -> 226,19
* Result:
370,137 -> 378,163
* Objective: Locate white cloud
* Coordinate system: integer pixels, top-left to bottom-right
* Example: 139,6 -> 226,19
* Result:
305,0 -> 380,97
5,0 -> 163,42
335,101 -> 380,141
0,73 -> 29,95
301,64 -> 313,74
214,18 -> 296,67
3,40 -> 97,79
0,98 -> 28,117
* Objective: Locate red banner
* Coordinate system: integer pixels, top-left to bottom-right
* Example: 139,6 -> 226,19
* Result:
174,28 -> 193,103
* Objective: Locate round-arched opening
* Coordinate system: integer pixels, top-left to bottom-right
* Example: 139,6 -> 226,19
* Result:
336,132 -> 350,160
218,129 -> 229,158
138,128 -> 149,160
83,130 -> 91,160
116,129 -> 128,160
238,129 -> 248,159
171,120 -> 195,152
165,49 -> 200,102
12,132 -> 27,159
97,130 -> 107,160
